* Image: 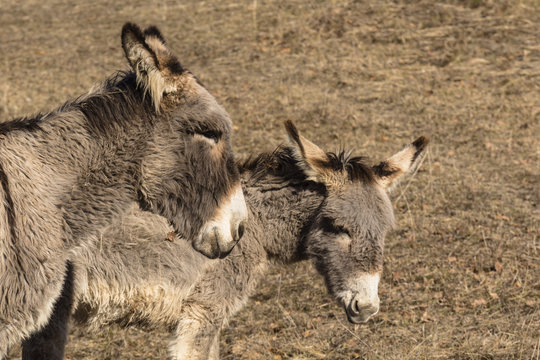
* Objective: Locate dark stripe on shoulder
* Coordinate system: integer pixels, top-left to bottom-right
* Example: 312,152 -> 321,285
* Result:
0,162 -> 17,242
0,161 -> 29,284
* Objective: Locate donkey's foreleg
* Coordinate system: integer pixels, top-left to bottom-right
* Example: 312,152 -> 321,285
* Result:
21,262 -> 75,360
169,317 -> 221,360
207,334 -> 220,360
0,260 -> 67,359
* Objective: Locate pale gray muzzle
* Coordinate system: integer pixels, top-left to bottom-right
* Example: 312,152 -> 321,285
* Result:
339,273 -> 381,324
193,186 -> 248,259
345,296 -> 380,324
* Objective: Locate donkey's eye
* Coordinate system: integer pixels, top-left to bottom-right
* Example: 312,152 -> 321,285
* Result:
320,216 -> 349,236
192,129 -> 221,144
199,130 -> 221,144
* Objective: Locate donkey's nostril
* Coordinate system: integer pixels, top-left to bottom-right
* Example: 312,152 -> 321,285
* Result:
232,221 -> 245,242
212,226 -> 220,241
237,222 -> 245,240
192,226 -> 221,259
346,298 -> 379,324
352,299 -> 360,314
349,298 -> 361,316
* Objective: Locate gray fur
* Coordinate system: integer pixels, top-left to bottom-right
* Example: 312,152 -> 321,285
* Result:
28,124 -> 428,359
0,23 -> 245,358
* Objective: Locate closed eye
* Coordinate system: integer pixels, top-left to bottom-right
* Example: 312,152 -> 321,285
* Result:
193,130 -> 221,145
320,216 -> 350,237
200,130 -> 220,143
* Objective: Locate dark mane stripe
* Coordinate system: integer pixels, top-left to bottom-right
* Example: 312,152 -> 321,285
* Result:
240,145 -> 375,184
0,115 -> 44,134
324,150 -> 375,183
0,71 -> 153,139
75,71 -> 154,138
239,145 -> 307,183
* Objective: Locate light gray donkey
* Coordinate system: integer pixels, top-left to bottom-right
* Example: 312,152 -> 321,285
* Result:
0,23 -> 249,358
27,121 -> 428,359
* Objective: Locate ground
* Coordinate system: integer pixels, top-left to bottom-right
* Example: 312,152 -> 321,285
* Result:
1,0 -> 539,359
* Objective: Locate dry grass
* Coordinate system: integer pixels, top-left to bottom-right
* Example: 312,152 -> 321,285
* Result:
2,0 -> 539,359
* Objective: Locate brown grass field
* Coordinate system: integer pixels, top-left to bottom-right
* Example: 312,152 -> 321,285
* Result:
1,0 -> 539,359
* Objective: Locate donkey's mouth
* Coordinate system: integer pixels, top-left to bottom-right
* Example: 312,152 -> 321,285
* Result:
191,225 -> 242,259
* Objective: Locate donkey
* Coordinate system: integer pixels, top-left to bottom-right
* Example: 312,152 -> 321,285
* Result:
0,23 -> 248,358
29,121 -> 427,359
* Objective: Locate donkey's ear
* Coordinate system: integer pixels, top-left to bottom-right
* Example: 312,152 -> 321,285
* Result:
141,25 -> 185,79
142,25 -> 177,62
122,23 -> 183,112
122,23 -> 165,111
284,120 -> 329,182
143,25 -> 167,45
373,136 -> 429,192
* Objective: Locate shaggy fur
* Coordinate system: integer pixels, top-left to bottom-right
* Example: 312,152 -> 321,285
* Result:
0,23 -> 246,358
26,123 -> 428,359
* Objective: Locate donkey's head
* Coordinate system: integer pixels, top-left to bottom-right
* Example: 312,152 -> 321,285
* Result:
121,23 -> 247,259
284,121 -> 428,324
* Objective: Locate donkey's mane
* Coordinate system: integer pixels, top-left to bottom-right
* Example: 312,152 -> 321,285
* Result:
74,71 -> 154,137
0,116 -> 42,134
239,145 -> 307,183
324,150 -> 375,183
0,71 -> 153,138
239,145 -> 374,183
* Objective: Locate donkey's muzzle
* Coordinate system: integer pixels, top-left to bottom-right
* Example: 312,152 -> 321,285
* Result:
193,220 -> 245,259
193,186 -> 248,259
345,297 -> 379,324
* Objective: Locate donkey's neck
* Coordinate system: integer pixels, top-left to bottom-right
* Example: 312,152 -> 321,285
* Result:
0,79 -> 152,243
243,174 -> 325,264
58,90 -> 152,241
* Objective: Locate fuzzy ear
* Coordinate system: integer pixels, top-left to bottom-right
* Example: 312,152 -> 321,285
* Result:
143,25 -> 167,45
373,136 -> 429,191
121,23 -> 184,112
142,26 -> 174,61
284,120 -> 329,182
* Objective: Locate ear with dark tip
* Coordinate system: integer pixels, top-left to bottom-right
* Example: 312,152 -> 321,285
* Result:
121,23 -> 158,71
373,136 -> 429,191
143,26 -> 167,44
284,120 -> 329,182
121,22 -> 165,112
143,26 -> 185,77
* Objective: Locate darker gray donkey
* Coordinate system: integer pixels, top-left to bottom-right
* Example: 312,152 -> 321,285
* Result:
25,121 -> 428,359
0,23 -> 248,358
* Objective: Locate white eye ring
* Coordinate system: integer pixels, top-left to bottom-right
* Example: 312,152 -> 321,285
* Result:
336,233 -> 352,249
